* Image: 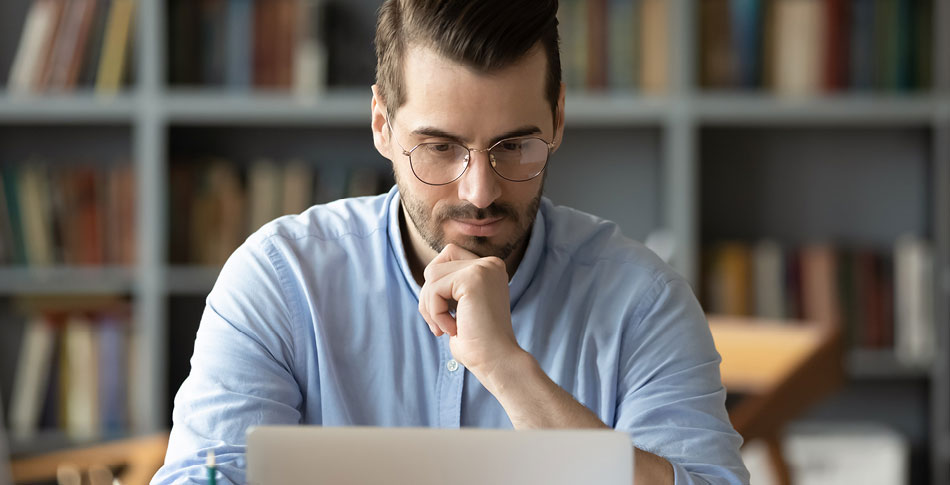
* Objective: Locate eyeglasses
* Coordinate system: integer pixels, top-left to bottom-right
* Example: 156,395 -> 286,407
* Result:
386,118 -> 555,186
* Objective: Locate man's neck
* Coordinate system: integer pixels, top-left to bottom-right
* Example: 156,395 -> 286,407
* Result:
398,204 -> 527,286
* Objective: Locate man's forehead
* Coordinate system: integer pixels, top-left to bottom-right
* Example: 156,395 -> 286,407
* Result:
397,45 -> 552,134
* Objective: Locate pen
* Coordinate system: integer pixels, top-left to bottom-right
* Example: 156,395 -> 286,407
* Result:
206,450 -> 216,485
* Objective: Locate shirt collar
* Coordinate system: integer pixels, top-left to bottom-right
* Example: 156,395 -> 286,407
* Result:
385,185 -> 546,308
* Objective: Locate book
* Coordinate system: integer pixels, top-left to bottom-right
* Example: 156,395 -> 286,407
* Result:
273,0 -> 298,88
64,314 -> 100,440
700,0 -> 733,89
169,0 -> 201,85
95,0 -> 136,95
894,235 -> 934,367
282,159 -> 315,215
17,163 -> 56,266
639,0 -> 668,94
247,159 -> 284,234
200,0 -> 228,86
7,0 -> 59,93
823,0 -> 850,91
9,316 -> 56,439
771,0 -> 824,96
585,0 -> 608,90
559,0 -> 588,90
799,244 -> 840,330
0,172 -> 14,264
225,0 -> 254,89
912,0 -> 932,89
253,0 -> 275,86
79,0 -> 113,87
730,0 -> 762,89
705,242 -> 753,316
1,166 -> 27,265
97,314 -> 128,435
45,0 -> 98,90
207,160 -> 246,265
294,0 -> 328,96
34,0 -> 68,91
850,0 -> 875,90
752,239 -> 785,320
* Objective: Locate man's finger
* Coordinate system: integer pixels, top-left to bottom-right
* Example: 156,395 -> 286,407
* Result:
422,271 -> 462,336
430,243 -> 479,266
423,259 -> 474,283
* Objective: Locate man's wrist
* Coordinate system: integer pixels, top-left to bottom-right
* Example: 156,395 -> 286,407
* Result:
472,347 -> 539,397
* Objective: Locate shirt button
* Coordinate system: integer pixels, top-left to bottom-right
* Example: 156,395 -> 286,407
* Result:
446,359 -> 460,372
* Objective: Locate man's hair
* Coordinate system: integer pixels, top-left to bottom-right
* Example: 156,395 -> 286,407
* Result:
375,0 -> 561,122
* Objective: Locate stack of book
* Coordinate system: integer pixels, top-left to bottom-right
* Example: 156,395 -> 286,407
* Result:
699,0 -> 932,95
6,0 -> 137,95
169,159 -> 393,265
168,0 -> 326,93
558,0 -> 669,94
6,300 -> 133,441
0,163 -> 135,267
703,236 -> 935,367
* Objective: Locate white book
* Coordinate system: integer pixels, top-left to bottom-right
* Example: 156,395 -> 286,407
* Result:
894,235 -> 935,367
9,317 -> 56,439
7,0 -> 57,93
753,239 -> 786,320
293,0 -> 328,97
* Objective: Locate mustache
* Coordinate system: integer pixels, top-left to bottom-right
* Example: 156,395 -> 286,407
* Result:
438,202 -> 515,221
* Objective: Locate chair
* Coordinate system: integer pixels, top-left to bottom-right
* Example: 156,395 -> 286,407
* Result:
10,433 -> 169,485
708,315 -> 845,485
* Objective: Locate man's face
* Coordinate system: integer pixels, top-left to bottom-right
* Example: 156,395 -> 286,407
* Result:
377,44 -> 563,262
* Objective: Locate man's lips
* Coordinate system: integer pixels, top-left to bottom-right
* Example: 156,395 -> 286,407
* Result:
448,216 -> 505,237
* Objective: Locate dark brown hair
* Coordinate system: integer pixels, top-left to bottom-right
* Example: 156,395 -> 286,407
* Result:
375,0 -> 561,121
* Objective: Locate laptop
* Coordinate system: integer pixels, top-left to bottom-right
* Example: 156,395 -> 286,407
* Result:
247,426 -> 633,485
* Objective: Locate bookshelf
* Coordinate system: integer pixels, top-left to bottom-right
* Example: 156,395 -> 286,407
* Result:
0,0 -> 948,483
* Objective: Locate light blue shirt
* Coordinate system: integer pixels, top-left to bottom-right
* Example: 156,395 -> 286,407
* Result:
152,187 -> 749,484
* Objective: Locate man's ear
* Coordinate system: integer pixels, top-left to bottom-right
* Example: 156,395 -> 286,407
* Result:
553,82 -> 566,153
371,85 -> 392,161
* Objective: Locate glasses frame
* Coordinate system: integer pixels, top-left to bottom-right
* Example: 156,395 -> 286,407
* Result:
386,117 -> 556,186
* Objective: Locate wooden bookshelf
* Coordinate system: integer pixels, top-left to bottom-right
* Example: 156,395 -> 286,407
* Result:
0,1 -> 947,483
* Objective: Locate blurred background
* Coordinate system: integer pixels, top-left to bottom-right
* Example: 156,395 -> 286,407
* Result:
0,0 -> 947,484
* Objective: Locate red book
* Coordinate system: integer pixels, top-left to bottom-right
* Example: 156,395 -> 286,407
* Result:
73,167 -> 103,265
823,0 -> 850,91
585,0 -> 607,90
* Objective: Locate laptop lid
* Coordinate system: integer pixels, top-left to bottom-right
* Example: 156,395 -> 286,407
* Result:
247,426 -> 632,485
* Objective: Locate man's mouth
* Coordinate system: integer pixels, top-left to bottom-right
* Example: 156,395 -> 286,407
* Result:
448,217 -> 505,237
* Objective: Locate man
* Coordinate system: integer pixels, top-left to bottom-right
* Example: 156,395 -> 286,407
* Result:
153,1 -> 748,484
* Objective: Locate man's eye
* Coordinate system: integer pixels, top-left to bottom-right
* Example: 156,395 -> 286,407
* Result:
498,141 -> 522,152
428,144 -> 452,153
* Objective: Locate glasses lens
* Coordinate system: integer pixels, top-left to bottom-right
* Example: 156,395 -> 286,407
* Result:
489,138 -> 549,181
410,143 -> 470,185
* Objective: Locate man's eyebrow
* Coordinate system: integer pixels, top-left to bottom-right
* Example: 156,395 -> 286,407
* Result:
410,125 -> 544,146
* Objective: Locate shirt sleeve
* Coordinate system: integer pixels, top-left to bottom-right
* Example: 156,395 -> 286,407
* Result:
614,277 -> 750,485
151,236 -> 305,485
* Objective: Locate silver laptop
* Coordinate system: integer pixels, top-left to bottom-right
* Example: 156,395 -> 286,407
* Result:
247,426 -> 632,485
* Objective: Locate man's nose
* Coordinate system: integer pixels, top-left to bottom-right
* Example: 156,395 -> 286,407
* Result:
457,150 -> 502,209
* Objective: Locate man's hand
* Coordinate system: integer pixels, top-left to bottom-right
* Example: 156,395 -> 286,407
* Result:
417,244 -> 524,379
418,245 -> 674,484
